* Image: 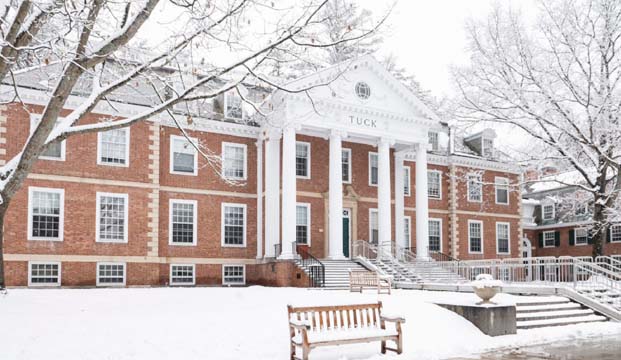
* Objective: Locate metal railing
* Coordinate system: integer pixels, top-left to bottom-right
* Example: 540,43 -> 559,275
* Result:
296,246 -> 325,288
429,250 -> 458,263
595,256 -> 621,273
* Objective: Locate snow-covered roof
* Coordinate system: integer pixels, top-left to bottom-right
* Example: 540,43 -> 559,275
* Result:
526,170 -> 584,193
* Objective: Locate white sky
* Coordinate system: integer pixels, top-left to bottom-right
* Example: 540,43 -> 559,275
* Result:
360,0 -> 537,97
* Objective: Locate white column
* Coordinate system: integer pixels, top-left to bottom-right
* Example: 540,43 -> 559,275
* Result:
279,126 -> 297,259
256,138 -> 263,259
394,152 -> 405,251
264,129 -> 281,258
328,130 -> 346,259
415,143 -> 429,259
378,138 -> 392,257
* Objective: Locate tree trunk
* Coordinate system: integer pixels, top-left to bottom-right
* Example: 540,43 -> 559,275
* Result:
592,200 -> 605,257
0,204 -> 7,290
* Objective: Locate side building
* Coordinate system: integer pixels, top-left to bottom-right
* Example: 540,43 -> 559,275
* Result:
522,169 -> 621,258
2,57 -> 521,287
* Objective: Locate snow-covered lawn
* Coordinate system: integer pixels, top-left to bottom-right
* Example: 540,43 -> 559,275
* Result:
2,287 -> 620,360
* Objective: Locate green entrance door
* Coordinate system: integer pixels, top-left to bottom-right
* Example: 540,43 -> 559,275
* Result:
342,209 -> 351,258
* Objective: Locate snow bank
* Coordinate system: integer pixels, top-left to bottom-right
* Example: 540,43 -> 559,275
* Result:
1,287 -> 620,360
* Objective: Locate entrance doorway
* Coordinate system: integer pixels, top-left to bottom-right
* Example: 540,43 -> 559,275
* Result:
343,209 -> 351,257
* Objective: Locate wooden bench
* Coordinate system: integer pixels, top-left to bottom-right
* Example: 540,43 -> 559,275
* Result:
287,302 -> 405,360
349,270 -> 392,294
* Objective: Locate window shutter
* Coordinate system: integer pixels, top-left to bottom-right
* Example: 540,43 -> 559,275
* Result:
538,233 -> 544,248
554,231 -> 561,247
606,227 -> 612,243
569,229 -> 575,246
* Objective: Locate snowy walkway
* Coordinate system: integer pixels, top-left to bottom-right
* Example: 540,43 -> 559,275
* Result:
1,287 -> 620,360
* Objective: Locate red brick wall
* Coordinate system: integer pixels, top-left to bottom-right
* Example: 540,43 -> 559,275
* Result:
526,227 -> 621,257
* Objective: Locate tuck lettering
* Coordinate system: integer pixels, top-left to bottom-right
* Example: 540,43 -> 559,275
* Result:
349,115 -> 377,128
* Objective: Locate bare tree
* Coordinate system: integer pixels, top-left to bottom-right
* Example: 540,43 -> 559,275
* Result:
454,0 -> 621,256
0,0 -> 386,289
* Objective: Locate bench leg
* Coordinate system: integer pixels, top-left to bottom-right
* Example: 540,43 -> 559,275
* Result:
302,343 -> 310,360
381,340 -> 387,354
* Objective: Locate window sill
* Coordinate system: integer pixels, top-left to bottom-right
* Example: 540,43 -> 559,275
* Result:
28,237 -> 63,242
98,161 -> 129,168
170,170 -> 198,176
96,240 -> 128,244
169,242 -> 197,247
221,244 -> 247,248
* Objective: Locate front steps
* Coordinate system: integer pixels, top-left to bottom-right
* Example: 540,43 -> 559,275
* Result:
369,258 -> 421,283
295,259 -> 369,289
403,261 -> 467,283
516,297 -> 608,329
575,286 -> 621,311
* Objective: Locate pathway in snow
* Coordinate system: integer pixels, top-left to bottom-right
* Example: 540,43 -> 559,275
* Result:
1,287 -> 620,360
448,334 -> 621,359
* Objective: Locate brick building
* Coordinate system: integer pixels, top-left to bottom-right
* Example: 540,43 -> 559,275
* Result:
1,57 -> 521,287
522,170 -> 621,258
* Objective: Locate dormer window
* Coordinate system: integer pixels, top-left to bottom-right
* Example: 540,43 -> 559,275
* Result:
482,138 -> 494,158
542,203 -> 555,220
428,131 -> 439,151
224,90 -> 243,120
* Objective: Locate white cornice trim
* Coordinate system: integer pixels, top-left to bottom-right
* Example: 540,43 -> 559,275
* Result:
523,220 -> 592,230
406,152 -> 521,174
1,85 -> 260,139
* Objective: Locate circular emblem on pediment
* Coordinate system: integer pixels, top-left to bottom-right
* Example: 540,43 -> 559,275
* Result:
355,82 -> 371,100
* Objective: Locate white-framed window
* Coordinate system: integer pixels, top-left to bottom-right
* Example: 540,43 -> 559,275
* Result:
342,148 -> 352,183
482,138 -> 494,158
296,203 -> 311,245
575,228 -> 588,246
369,208 -> 378,244
28,261 -> 61,286
404,166 -> 411,196
369,152 -> 378,186
295,141 -> 310,179
428,170 -> 442,199
30,115 -> 66,161
221,203 -> 246,247
97,128 -> 130,166
404,216 -> 412,247
169,199 -> 197,246
224,90 -> 243,120
222,142 -> 247,180
544,231 -> 556,247
611,225 -> 621,243
575,203 -> 587,216
496,222 -> 510,254
170,135 -> 198,175
495,177 -> 509,205
96,192 -> 128,243
468,220 -> 483,254
223,265 -> 245,285
96,262 -> 126,286
542,203 -> 555,220
28,187 -> 64,241
428,131 -> 439,151
429,218 -> 442,252
467,174 -> 482,202
170,264 -> 195,286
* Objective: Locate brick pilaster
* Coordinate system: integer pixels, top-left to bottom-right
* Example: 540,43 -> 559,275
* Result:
448,164 -> 459,259
146,122 -> 160,257
0,105 -> 8,166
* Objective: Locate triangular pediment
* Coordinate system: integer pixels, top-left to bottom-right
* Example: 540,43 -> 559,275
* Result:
282,56 -> 440,123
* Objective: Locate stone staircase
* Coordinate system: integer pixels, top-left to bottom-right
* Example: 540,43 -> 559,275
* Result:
516,296 -> 608,329
369,258 -> 421,283
295,259 -> 369,289
402,261 -> 467,283
575,286 -> 621,310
